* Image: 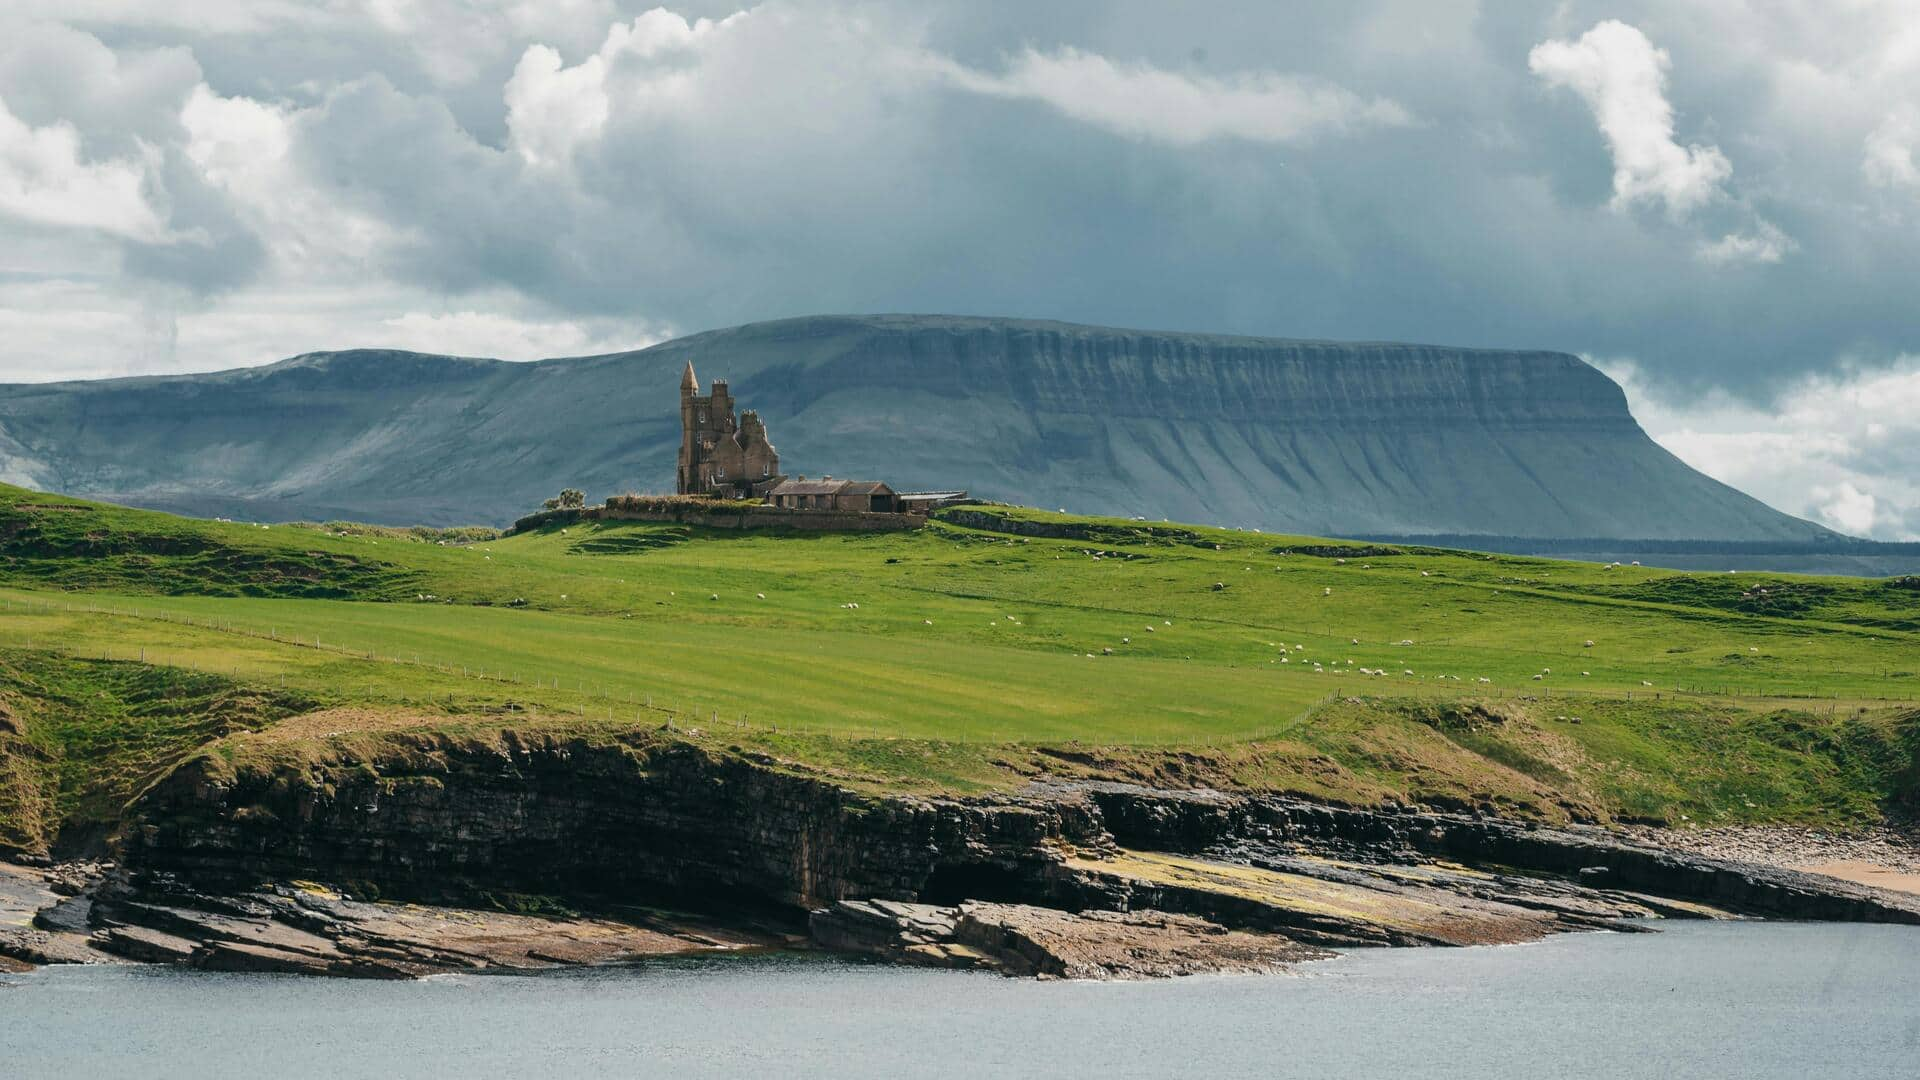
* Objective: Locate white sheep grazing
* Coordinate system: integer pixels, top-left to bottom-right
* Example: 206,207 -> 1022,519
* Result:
1641,680 -> 1654,687
1324,588 -> 1333,596
924,620 -> 933,625
1532,674 -> 1544,681
1351,638 -> 1360,645
1146,625 -> 1156,632
1541,667 -> 1551,674
1477,677 -> 1491,683
757,593 -> 766,599
1584,640 -> 1595,647
1420,570 -> 1430,577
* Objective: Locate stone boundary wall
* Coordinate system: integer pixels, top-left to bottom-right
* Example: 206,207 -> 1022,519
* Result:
509,501 -> 923,534
597,504 -> 923,532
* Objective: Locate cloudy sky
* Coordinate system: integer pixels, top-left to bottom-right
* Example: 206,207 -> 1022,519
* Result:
1,1 -> 1917,537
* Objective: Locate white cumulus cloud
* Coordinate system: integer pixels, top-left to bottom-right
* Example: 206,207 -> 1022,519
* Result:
1697,219 -> 1794,265
1864,110 -> 1920,190
505,8 -> 744,166
943,47 -> 1412,146
371,309 -> 666,359
1602,356 -> 1920,540
0,94 -> 166,240
1812,481 -> 1878,536
1529,20 -> 1731,217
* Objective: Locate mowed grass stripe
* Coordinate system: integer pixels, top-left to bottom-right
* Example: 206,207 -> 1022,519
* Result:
0,590 -> 1333,743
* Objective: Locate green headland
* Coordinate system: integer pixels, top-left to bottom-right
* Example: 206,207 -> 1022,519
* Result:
2,482 -> 1917,860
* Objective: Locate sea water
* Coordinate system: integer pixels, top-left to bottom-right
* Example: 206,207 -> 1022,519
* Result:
4,921 -> 1918,1079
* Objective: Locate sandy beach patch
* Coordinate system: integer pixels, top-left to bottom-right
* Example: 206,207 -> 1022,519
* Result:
1801,860 -> 1920,897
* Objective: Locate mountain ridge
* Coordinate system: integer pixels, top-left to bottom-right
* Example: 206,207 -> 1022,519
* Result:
0,313 -> 1832,540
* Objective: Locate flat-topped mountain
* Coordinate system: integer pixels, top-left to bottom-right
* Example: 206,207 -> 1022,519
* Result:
0,314 -> 1831,538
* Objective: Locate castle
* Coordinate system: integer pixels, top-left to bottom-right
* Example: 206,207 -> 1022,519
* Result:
676,362 -> 967,514
676,361 -> 781,499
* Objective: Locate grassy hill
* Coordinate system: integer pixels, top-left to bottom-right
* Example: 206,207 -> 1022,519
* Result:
1,482 -> 1915,858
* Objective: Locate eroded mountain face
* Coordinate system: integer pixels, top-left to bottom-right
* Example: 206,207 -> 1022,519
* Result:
0,314 -> 1829,539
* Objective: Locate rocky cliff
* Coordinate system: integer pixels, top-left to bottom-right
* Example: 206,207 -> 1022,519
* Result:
0,314 -> 1831,540
120,731 -> 1920,938
6,726 -> 1908,979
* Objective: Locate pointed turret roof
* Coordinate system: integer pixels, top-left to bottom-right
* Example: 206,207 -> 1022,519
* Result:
680,360 -> 698,394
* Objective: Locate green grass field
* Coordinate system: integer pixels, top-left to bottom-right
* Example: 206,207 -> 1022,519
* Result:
2,483 -> 1917,855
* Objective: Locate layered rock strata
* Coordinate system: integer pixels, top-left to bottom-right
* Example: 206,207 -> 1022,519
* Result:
4,732 -> 1876,979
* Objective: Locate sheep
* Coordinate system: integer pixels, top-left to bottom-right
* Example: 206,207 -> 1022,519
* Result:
1324,588 -> 1333,596
1642,680 -> 1654,687
1477,677 -> 1492,683
924,619 -> 933,625
1420,570 -> 1430,577
1584,640 -> 1595,647
757,593 -> 766,599
710,594 -> 719,600
1146,626 -> 1156,632
1532,674 -> 1544,681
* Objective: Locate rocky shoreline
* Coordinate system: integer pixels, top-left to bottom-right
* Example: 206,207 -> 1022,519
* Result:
1623,823 -> 1920,878
7,732 -> 1920,982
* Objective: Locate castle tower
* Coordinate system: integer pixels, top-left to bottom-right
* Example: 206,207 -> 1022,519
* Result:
676,361 -> 705,494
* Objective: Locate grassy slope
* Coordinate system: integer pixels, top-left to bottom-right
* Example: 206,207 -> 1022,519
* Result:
2,483 -> 1917,855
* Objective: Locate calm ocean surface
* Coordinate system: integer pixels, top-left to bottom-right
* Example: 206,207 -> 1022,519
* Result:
4,921 -> 1918,1079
